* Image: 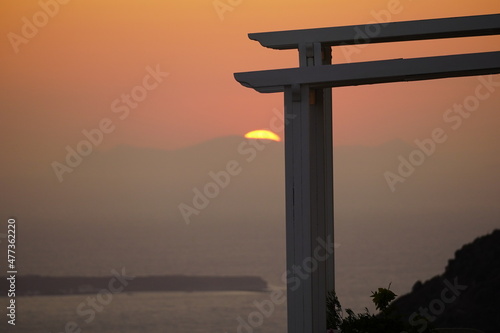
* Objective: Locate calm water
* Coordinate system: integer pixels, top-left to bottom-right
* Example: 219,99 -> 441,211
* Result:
0,215 -> 497,332
1,291 -> 287,333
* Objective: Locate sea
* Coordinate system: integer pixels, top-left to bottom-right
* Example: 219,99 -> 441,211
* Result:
0,215 -> 498,333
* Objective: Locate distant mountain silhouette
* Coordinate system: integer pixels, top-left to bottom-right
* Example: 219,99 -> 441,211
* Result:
392,229 -> 500,333
4,135 -> 499,227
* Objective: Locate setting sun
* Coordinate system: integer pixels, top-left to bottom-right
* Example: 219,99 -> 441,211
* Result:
244,130 -> 281,142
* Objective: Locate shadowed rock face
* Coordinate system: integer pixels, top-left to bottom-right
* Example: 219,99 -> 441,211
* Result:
392,229 -> 500,333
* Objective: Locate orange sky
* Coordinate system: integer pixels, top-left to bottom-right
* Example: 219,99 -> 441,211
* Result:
1,0 -> 499,174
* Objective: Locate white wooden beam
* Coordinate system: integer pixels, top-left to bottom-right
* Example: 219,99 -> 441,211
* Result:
248,13 -> 500,50
235,51 -> 500,93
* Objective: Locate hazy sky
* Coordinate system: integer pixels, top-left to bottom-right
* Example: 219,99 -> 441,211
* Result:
1,0 -> 499,176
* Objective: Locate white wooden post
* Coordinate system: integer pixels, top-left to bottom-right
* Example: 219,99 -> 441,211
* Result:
284,43 -> 334,333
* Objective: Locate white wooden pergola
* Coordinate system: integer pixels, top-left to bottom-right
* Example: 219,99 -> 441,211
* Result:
234,14 -> 500,333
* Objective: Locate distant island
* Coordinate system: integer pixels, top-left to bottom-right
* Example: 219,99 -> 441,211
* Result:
1,275 -> 268,296
392,229 -> 500,333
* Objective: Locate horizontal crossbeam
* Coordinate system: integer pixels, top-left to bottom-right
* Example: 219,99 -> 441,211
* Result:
249,13 -> 500,50
234,51 -> 500,93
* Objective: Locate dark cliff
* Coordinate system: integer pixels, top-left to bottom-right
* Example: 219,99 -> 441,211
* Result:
392,229 -> 500,333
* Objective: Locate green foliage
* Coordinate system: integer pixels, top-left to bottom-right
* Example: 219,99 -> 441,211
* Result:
326,290 -> 343,330
326,285 -> 432,333
370,283 -> 397,312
